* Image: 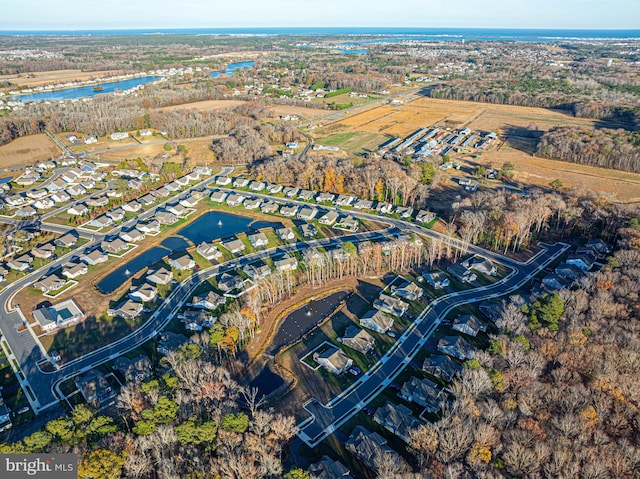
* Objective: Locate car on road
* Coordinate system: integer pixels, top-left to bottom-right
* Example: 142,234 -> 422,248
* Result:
387,331 -> 397,338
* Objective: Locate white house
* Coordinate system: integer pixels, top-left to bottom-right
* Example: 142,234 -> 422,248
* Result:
313,346 -> 352,375
129,282 -> 158,302
197,242 -> 222,261
359,309 -> 394,334
169,252 -> 195,271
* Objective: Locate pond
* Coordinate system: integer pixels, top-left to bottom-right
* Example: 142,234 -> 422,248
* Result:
247,365 -> 285,401
209,61 -> 254,78
177,210 -> 281,245
11,75 -> 162,103
268,291 -> 350,355
95,236 -> 189,294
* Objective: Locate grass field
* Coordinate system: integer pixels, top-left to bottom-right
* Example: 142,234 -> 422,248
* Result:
316,131 -> 391,155
0,134 -> 59,169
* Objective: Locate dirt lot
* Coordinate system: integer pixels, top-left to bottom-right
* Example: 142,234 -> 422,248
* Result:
0,69 -> 125,88
157,99 -> 247,112
158,99 -> 329,121
0,134 -> 59,169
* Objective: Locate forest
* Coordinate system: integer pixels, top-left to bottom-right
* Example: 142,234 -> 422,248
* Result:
536,126 -> 640,173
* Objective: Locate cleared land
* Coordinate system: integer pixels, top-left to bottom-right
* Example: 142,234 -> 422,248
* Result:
315,131 -> 390,156
0,69 -> 126,87
0,134 -> 59,169
158,99 -> 329,121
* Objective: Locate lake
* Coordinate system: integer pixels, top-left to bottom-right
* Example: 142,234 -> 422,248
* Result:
11,75 -> 162,103
247,365 -> 285,400
177,210 -> 281,244
96,211 -> 281,293
209,61 -> 254,78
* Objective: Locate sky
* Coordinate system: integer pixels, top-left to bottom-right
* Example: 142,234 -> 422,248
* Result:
1,0 -> 639,30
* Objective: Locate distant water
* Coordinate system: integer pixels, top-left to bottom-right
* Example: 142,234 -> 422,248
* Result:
10,75 -> 161,103
210,60 -> 254,78
1,28 -> 639,42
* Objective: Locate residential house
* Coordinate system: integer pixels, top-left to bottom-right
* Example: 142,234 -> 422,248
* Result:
243,262 -> 272,280
15,206 -> 37,217
308,456 -> 353,479
336,195 -> 354,207
81,179 -> 96,190
0,399 -> 11,433
215,176 -> 231,186
210,190 -> 228,203
129,282 -> 158,302
374,402 -> 422,442
469,257 -> 497,276
341,326 -> 375,354
359,309 -> 394,334
416,209 -> 436,223
47,178 -> 68,193
277,227 -> 295,242
89,215 -> 112,229
152,186 -> 170,198
111,132 -> 129,140
249,180 -> 266,191
395,206 -> 414,219
81,249 -> 108,265
335,216 -> 359,232
566,250 -> 597,272
146,266 -> 173,285
136,220 -> 161,235
587,238 -> 611,255
193,165 -> 212,176
345,426 -> 401,474
280,204 -> 298,217
243,197 -> 262,210
119,229 -> 144,243
232,177 -> 250,188
447,263 -> 477,283
314,345 -> 352,374
248,232 -> 269,248
197,242 -> 222,261
319,210 -> 340,225
298,206 -> 318,221
222,238 -> 246,255
300,223 -> 317,238
101,238 -> 129,254
75,370 -> 116,408
128,179 -> 143,190
179,195 -> 200,208
54,233 -> 78,248
217,273 -> 244,292
114,356 -> 153,383
169,252 -> 195,271
5,194 -> 25,207
108,299 -> 143,319
175,176 -> 190,187
452,314 -> 486,337
478,302 -> 505,322
274,255 -> 298,272
375,202 -> 393,214
298,189 -> 316,201
542,273 -> 572,291
164,181 -> 181,192
437,335 -> 476,360
400,376 -> 443,412
106,208 -> 125,222
33,274 -> 67,293
190,291 -> 225,310
391,279 -> 423,301
86,196 -> 109,208
157,332 -> 190,356
422,354 -> 463,382
26,189 -> 47,199
66,185 -> 87,197
374,293 -> 409,317
138,193 -> 157,206
179,309 -> 216,331
555,263 -> 584,281
51,191 -> 71,204
7,254 -> 33,271
260,200 -> 279,214
283,186 -> 299,197
353,199 -> 373,210
266,183 -> 282,194
155,211 -> 178,225
303,247 -> 326,267
62,261 -> 88,279
31,243 -> 56,259
122,200 -> 142,213
316,192 -> 335,203
422,271 -> 450,289
226,193 -> 246,207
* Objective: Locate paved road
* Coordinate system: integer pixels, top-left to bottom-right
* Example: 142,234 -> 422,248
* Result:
0,167 -> 233,413
297,241 -> 569,446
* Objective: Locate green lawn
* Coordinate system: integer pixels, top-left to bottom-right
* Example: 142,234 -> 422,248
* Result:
317,131 -> 391,155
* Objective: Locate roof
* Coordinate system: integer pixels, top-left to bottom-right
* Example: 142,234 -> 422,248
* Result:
342,325 -> 374,352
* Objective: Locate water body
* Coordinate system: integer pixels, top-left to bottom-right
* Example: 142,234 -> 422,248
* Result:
268,291 -> 350,355
247,366 -> 285,400
3,28 -> 638,41
11,75 -> 161,103
336,49 -> 368,55
177,210 -> 281,244
209,61 -> 254,78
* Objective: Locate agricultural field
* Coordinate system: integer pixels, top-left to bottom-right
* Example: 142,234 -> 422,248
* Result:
0,133 -> 59,169
314,130 -> 390,156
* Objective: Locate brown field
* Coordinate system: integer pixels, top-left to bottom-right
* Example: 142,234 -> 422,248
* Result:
0,69 -> 126,88
0,134 -> 59,169
158,99 -> 329,121
334,96 -> 597,138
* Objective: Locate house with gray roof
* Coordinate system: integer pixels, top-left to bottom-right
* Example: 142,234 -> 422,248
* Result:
400,376 -> 443,413
308,456 -> 353,479
359,309 -> 394,334
314,345 -> 352,375
437,335 -> 476,360
452,314 -> 486,337
222,238 -> 246,254
422,354 -> 463,382
374,293 -> 409,317
345,426 -> 401,474
341,326 -> 375,354
374,401 -> 422,442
